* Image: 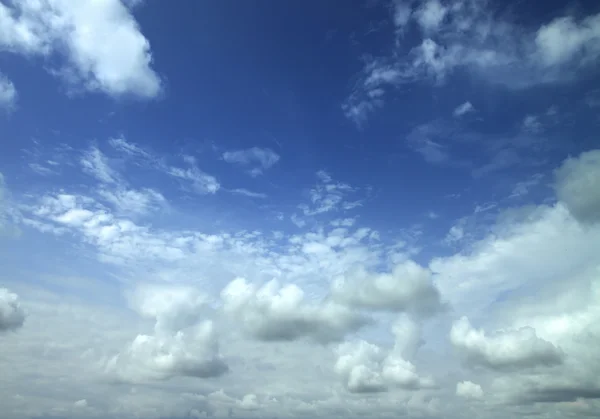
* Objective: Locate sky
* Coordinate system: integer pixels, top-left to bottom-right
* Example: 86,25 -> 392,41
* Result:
1,0 -> 600,418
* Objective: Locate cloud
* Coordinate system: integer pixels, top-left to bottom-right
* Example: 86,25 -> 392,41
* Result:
107,284 -> 228,382
299,171 -> 363,216
0,0 -> 161,98
80,146 -> 120,184
222,147 -> 280,176
334,316 -> 432,393
0,288 -> 26,332
0,73 -> 17,110
450,316 -> 564,370
106,323 -> 228,382
456,381 -> 483,400
98,187 -> 166,215
107,137 -> 221,195
344,1 -> 600,124
554,150 -> 600,224
453,101 -> 474,117
229,188 -> 267,199
220,278 -> 369,343
331,261 -> 443,318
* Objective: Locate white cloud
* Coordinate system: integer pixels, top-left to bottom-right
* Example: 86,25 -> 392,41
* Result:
450,316 -> 564,370
221,278 -> 369,343
0,288 -> 25,332
81,146 -> 119,184
229,188 -> 267,199
555,150 -> 600,224
0,0 -> 161,98
456,380 -> 483,400
0,73 -> 17,110
522,114 -> 542,133
99,187 -> 165,215
299,171 -> 363,216
331,261 -> 443,318
535,14 -> 600,67
334,316 -> 432,393
108,284 -> 227,382
453,101 -> 474,117
222,147 -> 280,176
344,2 -> 600,124
415,0 -> 447,33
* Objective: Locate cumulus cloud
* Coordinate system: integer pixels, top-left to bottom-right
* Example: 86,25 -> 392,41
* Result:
0,288 -> 26,332
334,315 -> 432,393
0,0 -> 161,98
222,147 -> 280,176
450,316 -> 564,370
221,278 -> 369,343
331,261 -> 443,318
456,380 -> 483,400
108,285 -> 227,382
555,149 -> 600,224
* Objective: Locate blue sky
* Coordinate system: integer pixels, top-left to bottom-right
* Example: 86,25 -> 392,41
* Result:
1,0 -> 600,418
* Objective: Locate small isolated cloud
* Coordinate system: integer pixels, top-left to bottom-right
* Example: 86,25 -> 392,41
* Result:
456,381 -> 483,400
453,101 -> 475,117
222,147 -> 280,176
331,261 -> 443,318
0,73 -> 17,110
0,0 -> 161,98
0,288 -> 26,332
554,149 -> 600,224
220,278 -> 369,343
450,316 -> 564,370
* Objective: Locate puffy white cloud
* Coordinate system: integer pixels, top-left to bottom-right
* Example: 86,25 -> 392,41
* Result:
0,0 -> 161,98
222,147 -> 280,176
456,380 -> 483,400
106,323 -> 228,382
555,150 -> 600,224
450,316 -> 564,370
0,73 -> 17,110
108,284 -> 227,382
221,278 -> 369,343
334,315 -> 432,393
0,288 -> 25,332
331,261 -> 443,318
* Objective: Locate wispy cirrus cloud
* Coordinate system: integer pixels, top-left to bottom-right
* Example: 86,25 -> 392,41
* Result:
344,0 -> 600,125
222,147 -> 280,176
